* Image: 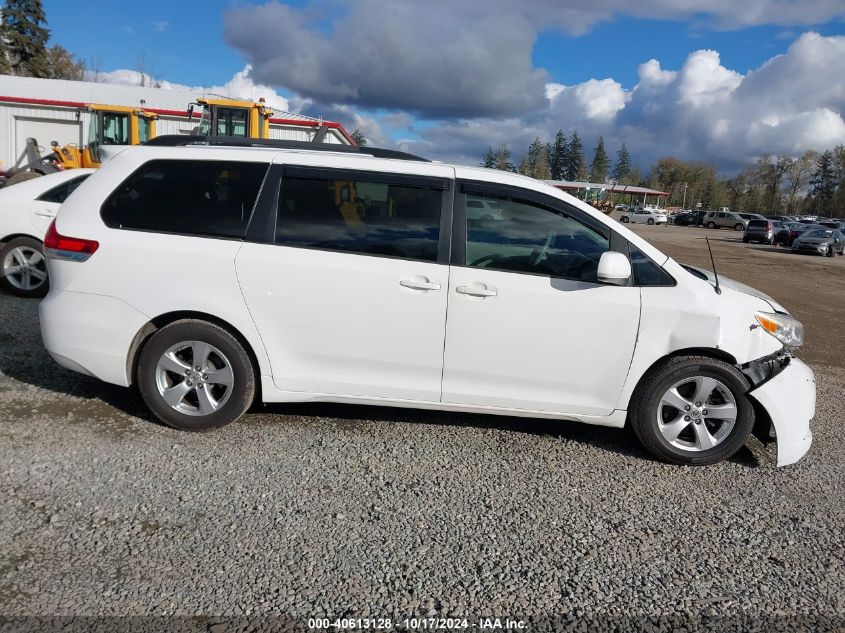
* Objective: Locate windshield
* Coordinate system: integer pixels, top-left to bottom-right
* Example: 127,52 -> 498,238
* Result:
101,112 -> 130,145
804,229 -> 834,238
199,107 -> 212,135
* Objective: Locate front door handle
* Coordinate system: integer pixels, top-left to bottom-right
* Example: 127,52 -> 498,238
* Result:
400,277 -> 441,291
35,209 -> 56,218
456,284 -> 497,297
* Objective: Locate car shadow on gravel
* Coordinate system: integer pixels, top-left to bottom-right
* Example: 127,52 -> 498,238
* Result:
252,401 -> 761,468
0,359 -> 163,427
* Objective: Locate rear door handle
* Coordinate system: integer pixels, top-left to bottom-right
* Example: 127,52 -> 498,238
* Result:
456,284 -> 497,297
399,277 -> 441,291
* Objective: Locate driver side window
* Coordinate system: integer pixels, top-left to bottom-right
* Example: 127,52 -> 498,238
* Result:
464,191 -> 609,282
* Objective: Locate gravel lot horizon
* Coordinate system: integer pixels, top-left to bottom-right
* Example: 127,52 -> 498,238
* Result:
1,226 -> 843,632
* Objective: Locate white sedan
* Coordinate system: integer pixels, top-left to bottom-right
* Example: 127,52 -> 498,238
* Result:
619,208 -> 668,225
0,169 -> 95,297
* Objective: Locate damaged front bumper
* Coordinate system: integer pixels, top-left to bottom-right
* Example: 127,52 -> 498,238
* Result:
745,355 -> 815,466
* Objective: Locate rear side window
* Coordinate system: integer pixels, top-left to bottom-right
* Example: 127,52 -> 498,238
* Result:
748,220 -> 767,228
276,173 -> 444,262
102,160 -> 268,239
37,175 -> 90,204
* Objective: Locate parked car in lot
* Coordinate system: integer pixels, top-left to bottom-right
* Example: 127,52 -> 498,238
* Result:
743,219 -> 777,244
791,228 -> 845,257
670,212 -> 697,226
737,213 -> 766,222
817,219 -> 845,230
773,222 -> 802,246
619,207 -> 668,225
40,137 -> 815,467
0,169 -> 95,297
703,211 -> 748,231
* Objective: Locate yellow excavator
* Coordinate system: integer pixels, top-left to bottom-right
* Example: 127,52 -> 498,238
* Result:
187,97 -> 274,139
53,104 -> 158,169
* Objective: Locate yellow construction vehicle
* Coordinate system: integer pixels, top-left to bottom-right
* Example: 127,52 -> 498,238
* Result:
187,97 -> 273,139
53,104 -> 158,170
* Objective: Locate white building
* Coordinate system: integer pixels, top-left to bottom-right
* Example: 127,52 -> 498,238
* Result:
0,75 -> 353,169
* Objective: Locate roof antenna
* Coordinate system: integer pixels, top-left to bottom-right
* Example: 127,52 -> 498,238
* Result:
705,236 -> 721,295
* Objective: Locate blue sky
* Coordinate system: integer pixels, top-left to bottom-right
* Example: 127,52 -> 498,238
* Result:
41,1 -> 845,169
46,1 -> 842,93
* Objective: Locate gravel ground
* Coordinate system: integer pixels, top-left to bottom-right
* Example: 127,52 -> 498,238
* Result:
1,279 -> 844,631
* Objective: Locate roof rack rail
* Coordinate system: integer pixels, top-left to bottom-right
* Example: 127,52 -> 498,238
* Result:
144,135 -> 430,162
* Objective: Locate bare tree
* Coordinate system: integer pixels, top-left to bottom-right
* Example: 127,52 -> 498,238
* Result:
785,150 -> 817,213
89,54 -> 102,82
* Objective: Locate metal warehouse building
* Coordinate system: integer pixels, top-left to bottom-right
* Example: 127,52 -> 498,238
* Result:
0,75 -> 353,169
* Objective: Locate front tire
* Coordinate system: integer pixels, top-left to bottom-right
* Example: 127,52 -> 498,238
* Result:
620,216 -> 629,223
629,356 -> 754,465
647,218 -> 655,225
137,320 -> 256,431
707,221 -> 716,229
734,224 -> 744,231
0,237 -> 49,298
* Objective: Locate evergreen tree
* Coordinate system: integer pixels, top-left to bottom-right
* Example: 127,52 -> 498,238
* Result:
534,144 -> 551,180
525,137 -> 543,175
590,136 -> 610,183
1,0 -> 50,77
550,130 -> 566,180
494,144 -> 514,172
810,150 -> 836,214
611,143 -> 632,183
481,145 -> 496,168
565,131 -> 584,181
0,35 -> 9,74
350,129 -> 367,146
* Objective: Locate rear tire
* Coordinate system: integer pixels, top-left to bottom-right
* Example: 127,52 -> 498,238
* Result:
137,320 -> 256,431
742,237 -> 749,243
0,237 -> 49,298
629,355 -> 754,466
707,221 -> 716,229
620,216 -> 629,223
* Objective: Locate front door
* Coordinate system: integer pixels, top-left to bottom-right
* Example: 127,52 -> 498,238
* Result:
236,164 -> 454,402
441,182 -> 641,417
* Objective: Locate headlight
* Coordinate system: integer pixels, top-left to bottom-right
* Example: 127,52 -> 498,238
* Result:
755,311 -> 804,347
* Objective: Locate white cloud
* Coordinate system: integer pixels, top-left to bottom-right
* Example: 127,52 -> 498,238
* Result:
87,65 -> 291,113
154,21 -> 168,32
402,32 -> 845,171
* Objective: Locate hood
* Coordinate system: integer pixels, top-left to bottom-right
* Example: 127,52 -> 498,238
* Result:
682,264 -> 786,312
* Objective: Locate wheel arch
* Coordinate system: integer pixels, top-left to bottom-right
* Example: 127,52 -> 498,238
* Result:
126,311 -> 264,400
1,233 -> 42,245
621,346 -> 742,414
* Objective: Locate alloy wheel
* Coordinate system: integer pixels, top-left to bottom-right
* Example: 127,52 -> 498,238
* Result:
2,246 -> 47,292
155,341 -> 234,416
656,376 -> 738,452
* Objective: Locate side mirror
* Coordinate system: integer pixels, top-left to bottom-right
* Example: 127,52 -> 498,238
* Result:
597,251 -> 632,286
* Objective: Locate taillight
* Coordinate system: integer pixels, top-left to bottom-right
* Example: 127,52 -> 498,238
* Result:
43,220 -> 99,262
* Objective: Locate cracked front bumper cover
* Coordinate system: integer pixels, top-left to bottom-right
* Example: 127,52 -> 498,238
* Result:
748,358 -> 815,466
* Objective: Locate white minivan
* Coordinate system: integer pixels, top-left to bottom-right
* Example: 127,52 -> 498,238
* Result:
40,139 -> 815,466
